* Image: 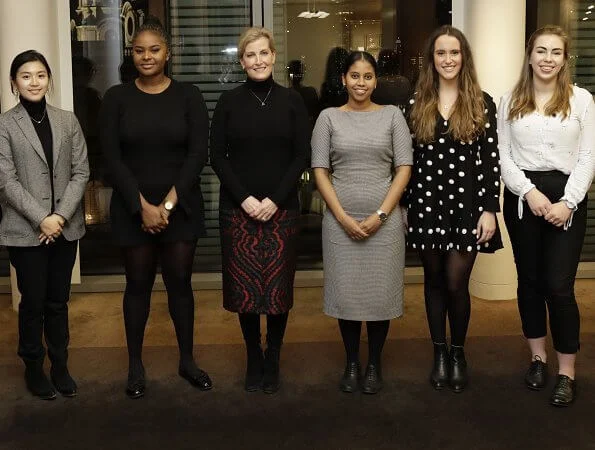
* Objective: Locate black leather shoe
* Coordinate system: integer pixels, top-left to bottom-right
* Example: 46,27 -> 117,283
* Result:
361,364 -> 383,394
524,356 -> 548,391
125,381 -> 145,399
550,375 -> 576,407
126,364 -> 146,399
50,366 -> 78,397
245,348 -> 264,392
339,362 -> 360,393
449,346 -> 468,393
429,343 -> 449,390
179,366 -> 213,391
25,364 -> 56,400
262,347 -> 281,394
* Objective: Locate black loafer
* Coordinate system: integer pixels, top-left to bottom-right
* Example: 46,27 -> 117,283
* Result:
339,362 -> 360,393
361,364 -> 383,394
125,382 -> 145,399
525,357 -> 548,391
179,367 -> 213,391
550,375 -> 576,407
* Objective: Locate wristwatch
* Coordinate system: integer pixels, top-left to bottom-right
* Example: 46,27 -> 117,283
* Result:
164,200 -> 176,214
376,209 -> 388,224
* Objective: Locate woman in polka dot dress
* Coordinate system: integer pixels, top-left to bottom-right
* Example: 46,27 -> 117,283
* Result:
404,26 -> 503,393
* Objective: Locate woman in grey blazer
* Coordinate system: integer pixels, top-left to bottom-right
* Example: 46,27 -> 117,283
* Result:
0,50 -> 89,400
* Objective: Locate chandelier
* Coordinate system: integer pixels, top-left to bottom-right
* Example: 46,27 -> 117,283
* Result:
298,0 -> 330,19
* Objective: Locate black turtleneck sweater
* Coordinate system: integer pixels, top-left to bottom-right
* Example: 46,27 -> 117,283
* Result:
209,76 -> 310,210
21,97 -> 54,209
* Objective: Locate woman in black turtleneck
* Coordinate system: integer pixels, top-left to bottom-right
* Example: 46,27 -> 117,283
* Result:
210,27 -> 310,394
0,50 -> 89,400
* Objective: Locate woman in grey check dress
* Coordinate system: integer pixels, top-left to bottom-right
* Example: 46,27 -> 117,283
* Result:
312,51 -> 412,394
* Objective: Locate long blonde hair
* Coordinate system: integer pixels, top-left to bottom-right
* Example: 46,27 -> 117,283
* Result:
409,26 -> 486,144
508,25 -> 572,120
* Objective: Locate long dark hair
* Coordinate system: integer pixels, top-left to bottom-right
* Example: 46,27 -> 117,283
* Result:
409,25 -> 486,144
9,50 -> 52,94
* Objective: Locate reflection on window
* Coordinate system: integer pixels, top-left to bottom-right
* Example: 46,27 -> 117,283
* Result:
273,0 -> 452,267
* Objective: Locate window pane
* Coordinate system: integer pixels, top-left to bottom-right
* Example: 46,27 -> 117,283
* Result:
169,0 -> 252,271
270,0 -> 452,267
528,0 -> 595,261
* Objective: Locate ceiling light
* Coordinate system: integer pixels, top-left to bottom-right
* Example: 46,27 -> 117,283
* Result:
297,0 -> 330,19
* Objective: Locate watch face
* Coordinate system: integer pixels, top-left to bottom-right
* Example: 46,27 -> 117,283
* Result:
377,210 -> 388,222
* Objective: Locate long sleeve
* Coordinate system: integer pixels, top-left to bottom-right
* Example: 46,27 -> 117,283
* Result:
497,93 -> 536,198
478,94 -> 501,212
270,91 -> 310,206
561,94 -> 595,208
54,112 -> 90,221
0,121 -> 48,227
175,85 -> 209,214
209,91 -> 250,205
99,85 -> 141,215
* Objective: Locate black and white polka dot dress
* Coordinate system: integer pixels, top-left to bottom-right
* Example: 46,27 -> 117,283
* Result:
404,92 -> 503,253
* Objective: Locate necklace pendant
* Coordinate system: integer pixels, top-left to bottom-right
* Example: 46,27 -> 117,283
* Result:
261,102 -> 265,106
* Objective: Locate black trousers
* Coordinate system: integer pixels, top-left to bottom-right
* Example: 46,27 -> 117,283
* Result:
8,238 -> 78,365
503,171 -> 586,354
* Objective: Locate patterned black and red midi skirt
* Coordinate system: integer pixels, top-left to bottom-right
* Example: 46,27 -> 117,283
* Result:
219,208 -> 299,314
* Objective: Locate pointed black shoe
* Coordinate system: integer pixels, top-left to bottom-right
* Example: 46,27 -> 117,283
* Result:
429,343 -> 449,390
339,361 -> 360,393
50,366 -> 78,397
179,365 -> 213,391
262,347 -> 281,394
244,347 -> 264,392
449,346 -> 468,393
361,364 -> 383,394
25,363 -> 56,400
126,363 -> 146,399
524,356 -> 548,391
550,375 -> 576,407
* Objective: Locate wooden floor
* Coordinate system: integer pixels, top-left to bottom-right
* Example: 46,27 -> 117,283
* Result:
1,279 -> 594,350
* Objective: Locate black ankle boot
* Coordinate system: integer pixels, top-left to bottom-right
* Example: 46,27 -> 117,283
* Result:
430,343 -> 449,390
262,346 -> 281,394
50,365 -> 77,397
245,345 -> 264,392
24,361 -> 56,400
449,346 -> 468,393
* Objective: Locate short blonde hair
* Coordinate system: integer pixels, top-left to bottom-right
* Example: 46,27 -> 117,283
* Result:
238,27 -> 276,58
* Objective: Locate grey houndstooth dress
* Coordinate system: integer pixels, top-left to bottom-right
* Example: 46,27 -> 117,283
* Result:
311,106 -> 413,321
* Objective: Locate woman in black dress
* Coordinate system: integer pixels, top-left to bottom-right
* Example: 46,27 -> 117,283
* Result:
0,50 -> 89,399
405,26 -> 502,392
210,27 -> 309,394
100,18 -> 211,398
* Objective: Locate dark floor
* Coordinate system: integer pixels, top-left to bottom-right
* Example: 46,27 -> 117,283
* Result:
1,282 -> 594,450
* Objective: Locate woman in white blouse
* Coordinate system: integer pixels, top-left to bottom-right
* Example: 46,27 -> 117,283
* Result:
498,25 -> 595,407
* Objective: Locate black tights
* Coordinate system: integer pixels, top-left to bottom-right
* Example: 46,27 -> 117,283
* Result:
122,240 -> 198,375
238,312 -> 289,349
338,319 -> 390,366
420,249 -> 477,346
